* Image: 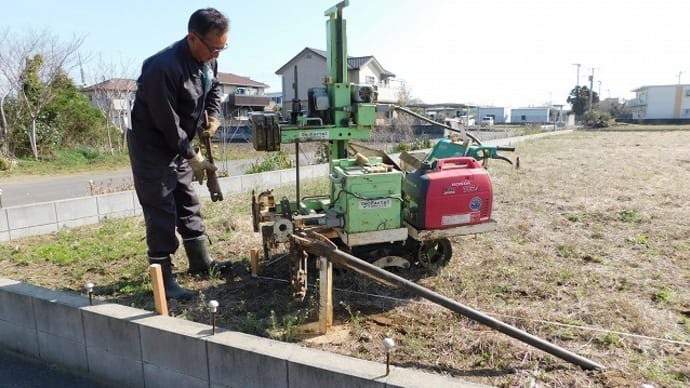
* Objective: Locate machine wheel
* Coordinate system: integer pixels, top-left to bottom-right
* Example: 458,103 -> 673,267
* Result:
417,238 -> 452,268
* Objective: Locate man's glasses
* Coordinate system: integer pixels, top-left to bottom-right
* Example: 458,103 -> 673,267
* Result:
194,32 -> 228,54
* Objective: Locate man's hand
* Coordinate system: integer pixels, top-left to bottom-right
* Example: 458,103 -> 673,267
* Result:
187,152 -> 217,184
201,115 -> 221,140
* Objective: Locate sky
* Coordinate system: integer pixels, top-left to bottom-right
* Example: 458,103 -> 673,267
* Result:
1,0 -> 688,107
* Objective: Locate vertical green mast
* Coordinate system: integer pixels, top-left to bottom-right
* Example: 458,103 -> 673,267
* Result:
324,1 -> 351,159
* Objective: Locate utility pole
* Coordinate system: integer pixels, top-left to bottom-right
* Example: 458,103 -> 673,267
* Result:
588,68 -> 595,112
678,71 -> 683,84
572,63 -> 581,86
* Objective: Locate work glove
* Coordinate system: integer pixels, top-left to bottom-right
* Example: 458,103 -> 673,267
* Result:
187,152 -> 217,184
201,115 -> 221,140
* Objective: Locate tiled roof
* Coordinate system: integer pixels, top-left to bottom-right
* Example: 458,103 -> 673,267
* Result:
217,72 -> 269,88
275,47 -> 395,77
82,78 -> 136,92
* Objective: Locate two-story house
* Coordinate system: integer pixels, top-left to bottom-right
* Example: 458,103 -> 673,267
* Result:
84,73 -> 271,141
275,47 -> 404,121
81,78 -> 137,132
627,84 -> 690,123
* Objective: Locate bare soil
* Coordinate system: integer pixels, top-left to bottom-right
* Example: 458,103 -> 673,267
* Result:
2,129 -> 689,387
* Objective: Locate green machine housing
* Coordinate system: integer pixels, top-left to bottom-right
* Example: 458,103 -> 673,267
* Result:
330,158 -> 403,234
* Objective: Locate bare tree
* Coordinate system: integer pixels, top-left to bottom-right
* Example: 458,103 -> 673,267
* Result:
0,29 -> 84,159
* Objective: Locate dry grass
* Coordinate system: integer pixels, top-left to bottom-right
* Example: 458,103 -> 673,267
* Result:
1,130 -> 689,387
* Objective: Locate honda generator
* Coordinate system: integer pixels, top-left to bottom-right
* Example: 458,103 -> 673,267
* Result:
403,157 -> 493,229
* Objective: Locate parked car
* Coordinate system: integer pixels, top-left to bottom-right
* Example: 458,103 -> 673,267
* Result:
480,116 -> 494,127
213,126 -> 252,143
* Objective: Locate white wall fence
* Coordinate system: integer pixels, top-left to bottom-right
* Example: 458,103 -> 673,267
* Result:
0,164 -> 329,242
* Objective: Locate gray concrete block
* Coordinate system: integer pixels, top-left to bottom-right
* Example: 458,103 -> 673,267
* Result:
0,319 -> 39,356
0,284 -> 35,327
33,293 -> 88,341
260,171 -> 281,188
98,209 -> 135,221
37,331 -> 87,372
207,331 -> 294,388
0,231 -> 9,242
241,174 -> 261,192
144,363 -> 208,388
87,345 -> 145,387
54,197 -> 98,222
138,315 -> 209,381
0,208 -> 8,232
6,202 -> 56,229
82,303 -> 152,360
221,176 -> 242,195
288,345 -> 386,388
280,169 -> 295,185
9,224 -> 59,240
96,191 -> 135,217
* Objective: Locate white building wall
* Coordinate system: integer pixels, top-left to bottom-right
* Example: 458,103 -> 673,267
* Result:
477,107 -> 510,124
645,85 -> 677,119
510,108 -> 550,123
281,54 -> 328,108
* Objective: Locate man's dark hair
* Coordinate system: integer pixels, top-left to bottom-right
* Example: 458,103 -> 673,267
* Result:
188,8 -> 229,36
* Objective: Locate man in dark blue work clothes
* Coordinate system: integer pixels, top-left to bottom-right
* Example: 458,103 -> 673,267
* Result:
128,8 -> 232,300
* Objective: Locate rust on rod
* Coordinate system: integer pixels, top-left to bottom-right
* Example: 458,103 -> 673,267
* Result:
291,231 -> 605,371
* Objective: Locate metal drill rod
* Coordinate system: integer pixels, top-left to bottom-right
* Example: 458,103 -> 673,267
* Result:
291,232 -> 605,371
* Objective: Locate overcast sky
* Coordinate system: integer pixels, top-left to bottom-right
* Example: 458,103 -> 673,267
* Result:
2,0 -> 688,107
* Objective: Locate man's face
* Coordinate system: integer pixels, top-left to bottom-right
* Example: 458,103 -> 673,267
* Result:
190,31 -> 228,62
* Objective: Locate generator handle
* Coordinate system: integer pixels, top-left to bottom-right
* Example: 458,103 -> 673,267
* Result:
435,157 -> 481,171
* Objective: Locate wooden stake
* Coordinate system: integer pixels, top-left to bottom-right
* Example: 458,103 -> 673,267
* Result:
149,264 -> 168,316
250,248 -> 260,277
318,256 -> 333,334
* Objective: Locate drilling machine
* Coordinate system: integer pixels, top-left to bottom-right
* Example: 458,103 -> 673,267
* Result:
249,0 -> 513,300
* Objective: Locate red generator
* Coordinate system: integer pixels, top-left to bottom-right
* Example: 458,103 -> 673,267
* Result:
403,157 -> 493,229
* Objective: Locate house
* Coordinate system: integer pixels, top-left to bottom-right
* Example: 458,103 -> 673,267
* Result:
216,72 -> 270,127
83,73 -> 271,138
510,107 -> 552,124
81,78 -> 137,132
476,107 -> 511,124
275,47 -> 404,120
626,84 -> 690,123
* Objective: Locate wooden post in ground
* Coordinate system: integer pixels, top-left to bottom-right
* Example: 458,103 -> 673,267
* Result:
149,264 -> 168,316
250,248 -> 260,277
318,256 -> 333,334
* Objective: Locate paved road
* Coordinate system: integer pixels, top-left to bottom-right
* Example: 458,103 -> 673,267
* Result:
0,349 -> 116,388
0,159 -> 253,208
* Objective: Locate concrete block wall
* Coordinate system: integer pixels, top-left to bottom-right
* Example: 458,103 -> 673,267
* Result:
0,277 -> 486,388
0,164 -> 329,243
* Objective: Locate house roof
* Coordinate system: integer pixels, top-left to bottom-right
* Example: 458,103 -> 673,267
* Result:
632,84 -> 690,92
217,72 -> 269,88
83,74 -> 268,92
275,47 -> 396,78
82,78 -> 136,92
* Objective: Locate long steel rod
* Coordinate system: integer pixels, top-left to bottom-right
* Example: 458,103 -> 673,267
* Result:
292,233 -> 605,371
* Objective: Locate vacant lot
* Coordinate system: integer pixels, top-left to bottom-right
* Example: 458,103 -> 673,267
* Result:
1,130 -> 689,387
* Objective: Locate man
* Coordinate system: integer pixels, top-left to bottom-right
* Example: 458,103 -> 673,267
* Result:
128,8 -> 232,300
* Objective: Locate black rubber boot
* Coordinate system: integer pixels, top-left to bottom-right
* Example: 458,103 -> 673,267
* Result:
148,256 -> 194,300
183,235 -> 233,275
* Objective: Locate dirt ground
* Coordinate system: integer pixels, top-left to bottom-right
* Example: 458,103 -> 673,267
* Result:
2,129 -> 689,387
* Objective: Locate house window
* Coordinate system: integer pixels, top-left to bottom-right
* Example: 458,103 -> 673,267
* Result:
365,76 -> 375,85
684,109 -> 690,117
685,89 -> 690,97
521,115 -> 527,121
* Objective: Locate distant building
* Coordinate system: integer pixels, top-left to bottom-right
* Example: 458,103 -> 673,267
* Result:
81,78 -> 137,131
510,107 -> 551,124
476,107 -> 511,124
84,73 -> 271,135
627,84 -> 690,123
275,47 -> 404,122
